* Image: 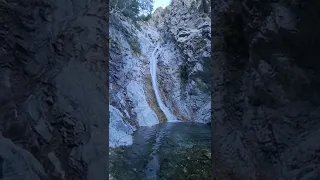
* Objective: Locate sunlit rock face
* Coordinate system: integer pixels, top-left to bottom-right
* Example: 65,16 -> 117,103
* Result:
212,0 -> 320,179
109,9 -> 210,180
109,14 -> 160,132
109,0 -> 212,141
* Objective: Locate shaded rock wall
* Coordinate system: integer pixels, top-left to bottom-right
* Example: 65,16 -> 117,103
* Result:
0,0 -> 108,179
150,0 -> 211,123
212,0 -> 320,179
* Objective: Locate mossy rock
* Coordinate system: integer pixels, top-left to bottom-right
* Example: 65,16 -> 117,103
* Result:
158,146 -> 211,180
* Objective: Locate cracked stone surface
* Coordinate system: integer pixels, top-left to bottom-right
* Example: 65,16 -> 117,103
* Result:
0,0 -> 108,179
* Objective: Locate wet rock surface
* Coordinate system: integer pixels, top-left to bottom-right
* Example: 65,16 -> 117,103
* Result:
109,122 -> 211,180
0,0 -> 108,179
212,0 -> 320,179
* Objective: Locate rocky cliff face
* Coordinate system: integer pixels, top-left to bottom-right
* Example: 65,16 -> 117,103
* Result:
0,1 -> 108,179
109,0 -> 212,149
212,0 -> 320,179
150,0 -> 211,123
108,3 -> 211,178
109,13 -> 160,147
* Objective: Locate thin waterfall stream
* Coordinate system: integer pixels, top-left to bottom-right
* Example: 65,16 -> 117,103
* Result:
109,23 -> 211,180
150,44 -> 178,122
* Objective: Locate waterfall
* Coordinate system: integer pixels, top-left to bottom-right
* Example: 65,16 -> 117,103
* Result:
150,44 -> 178,122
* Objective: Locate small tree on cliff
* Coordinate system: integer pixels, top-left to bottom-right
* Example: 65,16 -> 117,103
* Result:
110,0 -> 154,18
138,0 -> 154,15
110,0 -> 139,17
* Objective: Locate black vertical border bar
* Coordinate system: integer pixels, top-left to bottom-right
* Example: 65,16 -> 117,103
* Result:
210,0 -> 215,179
106,0 -> 110,179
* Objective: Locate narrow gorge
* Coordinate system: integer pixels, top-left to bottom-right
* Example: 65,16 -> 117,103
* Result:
109,0 -> 211,179
1,0 -> 320,179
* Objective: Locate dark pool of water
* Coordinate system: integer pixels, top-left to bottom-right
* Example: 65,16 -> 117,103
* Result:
109,122 -> 211,180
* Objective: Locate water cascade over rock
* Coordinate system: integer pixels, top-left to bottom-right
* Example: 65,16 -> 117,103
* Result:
109,0 -> 212,179
109,0 -> 211,146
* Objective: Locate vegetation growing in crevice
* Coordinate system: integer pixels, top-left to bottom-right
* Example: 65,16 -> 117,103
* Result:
194,37 -> 207,52
128,35 -> 141,55
133,21 -> 142,31
110,14 -> 141,55
138,13 -> 152,22
194,78 -> 210,94
179,61 -> 189,99
110,0 -> 154,20
179,62 -> 189,86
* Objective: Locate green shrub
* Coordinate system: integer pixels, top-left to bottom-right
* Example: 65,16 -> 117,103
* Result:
133,21 -> 142,31
110,0 -> 154,20
128,36 -> 141,55
139,14 -> 152,21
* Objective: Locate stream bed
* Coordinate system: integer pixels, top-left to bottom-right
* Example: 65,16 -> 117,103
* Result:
109,122 -> 211,180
